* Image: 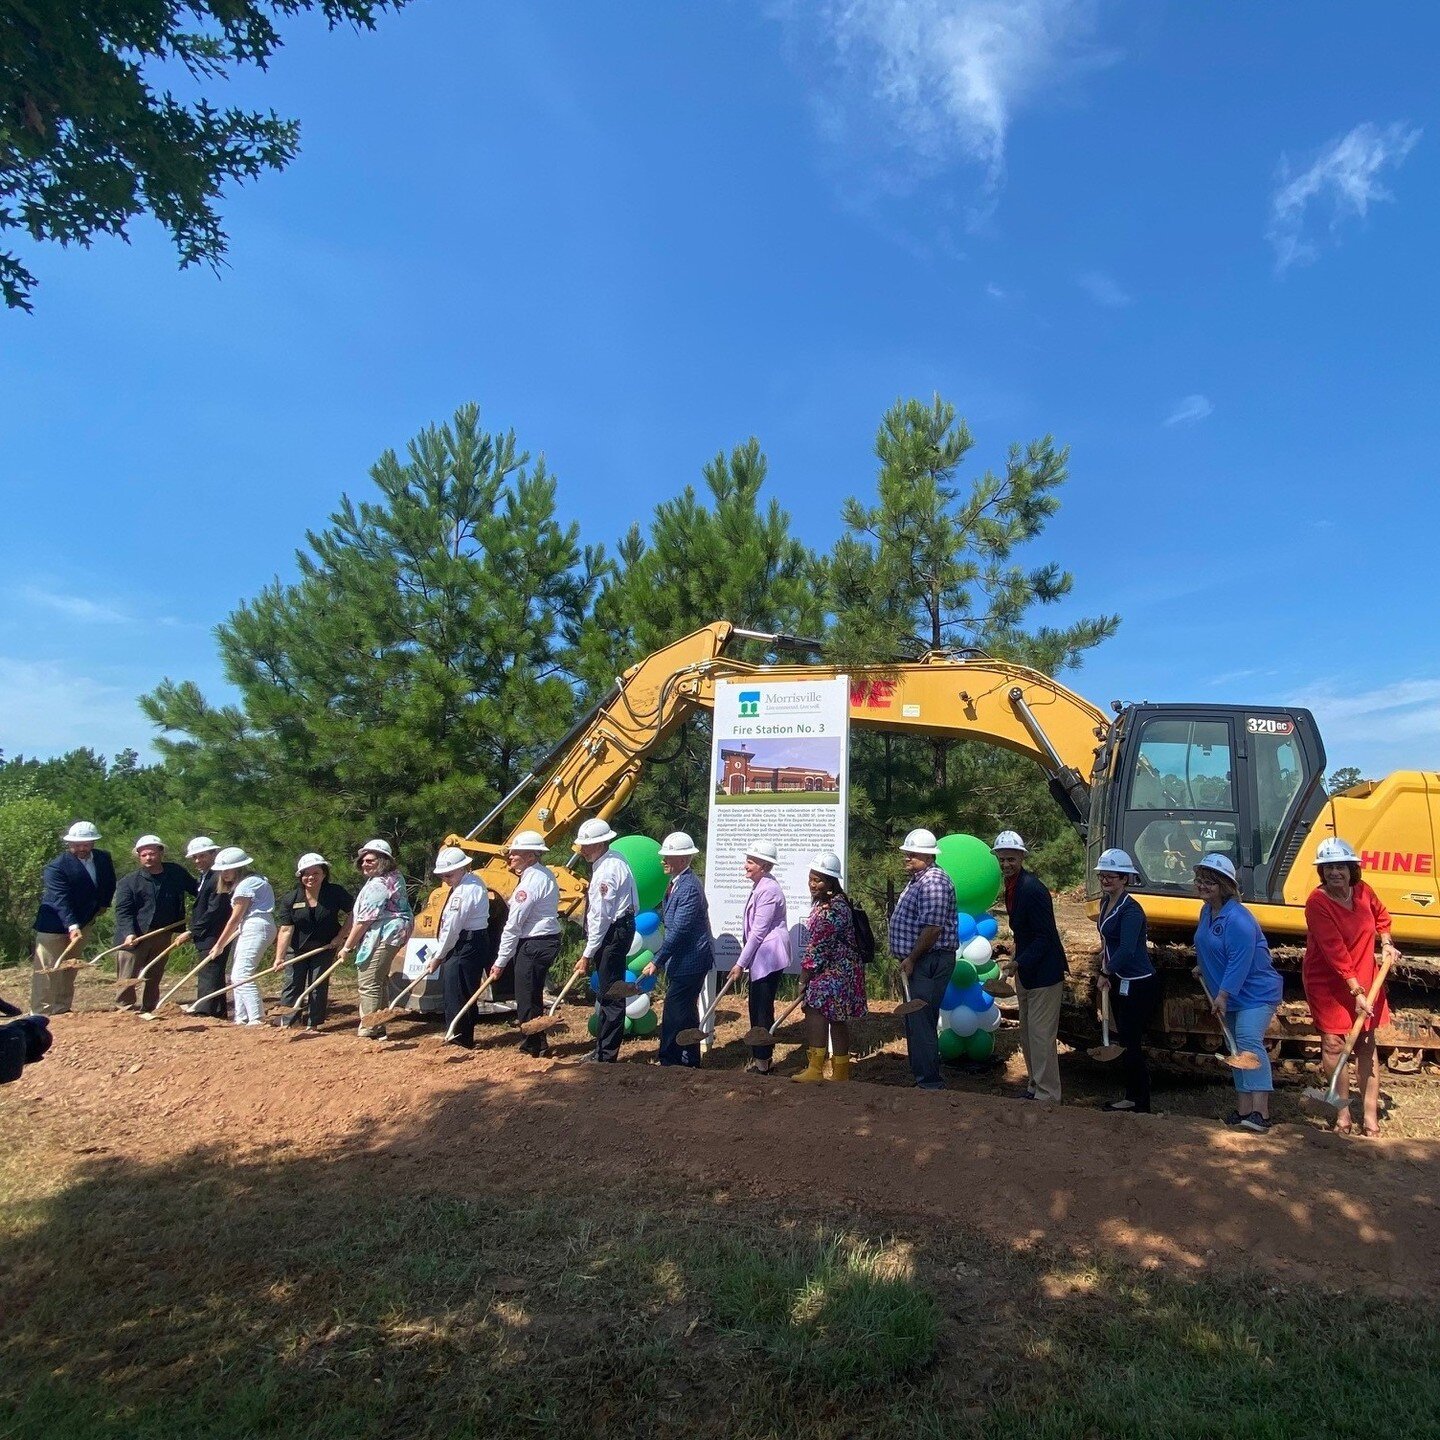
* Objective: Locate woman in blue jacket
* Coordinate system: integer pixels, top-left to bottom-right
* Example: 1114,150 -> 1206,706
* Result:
1192,853 -> 1283,1134
1095,848 -> 1157,1113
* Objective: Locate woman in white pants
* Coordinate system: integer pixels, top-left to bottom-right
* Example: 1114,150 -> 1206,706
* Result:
205,847 -> 277,1026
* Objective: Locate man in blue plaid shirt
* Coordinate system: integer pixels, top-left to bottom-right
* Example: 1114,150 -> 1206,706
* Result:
888,827 -> 959,1091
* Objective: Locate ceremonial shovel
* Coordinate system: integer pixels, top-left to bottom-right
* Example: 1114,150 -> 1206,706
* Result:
518,968 -> 587,1037
1194,973 -> 1261,1072
147,947 -> 330,1021
1087,989 -> 1124,1063
144,948 -> 230,1017
742,993 -> 805,1049
116,934 -> 190,1000
58,921 -> 182,972
677,970 -> 742,1048
894,972 -> 928,1019
442,977 -> 495,1044
269,950 -> 349,1023
1301,956 -> 1394,1121
364,971 -> 432,1029
983,966 -> 1016,1000
41,930 -> 88,972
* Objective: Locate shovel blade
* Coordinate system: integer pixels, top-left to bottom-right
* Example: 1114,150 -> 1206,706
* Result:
676,1028 -> 711,1047
741,1026 -> 773,1047
518,1014 -> 564,1036
894,1000 -> 927,1018
269,1005 -> 299,1019
1088,1044 -> 1125,1063
1299,1087 -> 1343,1118
983,978 -> 1014,998
605,981 -> 637,1000
1222,1052 -> 1263,1071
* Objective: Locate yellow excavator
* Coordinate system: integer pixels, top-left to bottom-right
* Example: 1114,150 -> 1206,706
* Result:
413,622 -> 1440,1070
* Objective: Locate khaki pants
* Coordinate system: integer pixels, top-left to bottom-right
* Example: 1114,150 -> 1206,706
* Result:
356,940 -> 403,1036
32,928 -> 87,1015
116,931 -> 175,1012
1016,979 -> 1063,1102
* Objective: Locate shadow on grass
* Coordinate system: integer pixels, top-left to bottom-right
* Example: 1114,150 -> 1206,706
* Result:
3,1065 -> 1440,1438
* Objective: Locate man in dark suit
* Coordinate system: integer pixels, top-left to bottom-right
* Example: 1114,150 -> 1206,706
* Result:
644,831 -> 715,1068
113,835 -> 199,1012
32,820 -> 117,1015
994,830 -> 1067,1103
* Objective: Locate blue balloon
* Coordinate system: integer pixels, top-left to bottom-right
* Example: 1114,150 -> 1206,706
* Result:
589,973 -> 601,996
956,913 -> 978,942
635,911 -> 660,937
636,972 -> 657,993
976,916 -> 998,940
941,982 -> 966,1012
959,982 -> 994,1011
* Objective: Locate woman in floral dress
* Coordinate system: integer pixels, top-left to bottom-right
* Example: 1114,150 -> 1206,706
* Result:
792,851 -> 867,1084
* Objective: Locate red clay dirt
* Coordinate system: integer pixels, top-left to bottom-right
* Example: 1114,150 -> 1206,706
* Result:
12,970 -> 1440,1300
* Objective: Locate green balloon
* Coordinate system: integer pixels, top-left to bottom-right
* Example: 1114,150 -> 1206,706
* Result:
936,834 -> 1002,917
963,1029 -> 996,1062
586,1011 -> 600,1037
627,948 -> 653,975
950,958 -> 979,989
630,1009 -> 658,1036
623,1015 -> 635,1035
610,835 -> 666,913
937,1028 -> 966,1063
976,961 -> 1000,983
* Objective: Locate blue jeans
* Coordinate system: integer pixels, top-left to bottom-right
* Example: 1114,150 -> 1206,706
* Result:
1229,1004 -> 1276,1093
658,967 -> 707,1067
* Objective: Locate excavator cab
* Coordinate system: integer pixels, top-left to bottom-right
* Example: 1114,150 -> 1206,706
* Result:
1086,705 -> 1328,911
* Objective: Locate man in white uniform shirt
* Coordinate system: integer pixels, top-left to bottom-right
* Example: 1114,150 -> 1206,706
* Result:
423,846 -> 493,1050
570,818 -> 638,1063
486,831 -> 561,1057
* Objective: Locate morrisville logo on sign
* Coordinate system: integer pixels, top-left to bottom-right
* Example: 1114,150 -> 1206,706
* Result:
738,691 -> 761,717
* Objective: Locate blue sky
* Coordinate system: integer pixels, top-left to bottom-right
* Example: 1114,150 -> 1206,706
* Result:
3,0 -> 1437,783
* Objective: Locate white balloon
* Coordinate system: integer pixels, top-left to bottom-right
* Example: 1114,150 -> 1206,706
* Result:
978,1003 -> 1003,1032
627,929 -> 648,959
625,992 -> 652,1020
947,1005 -> 979,1037
937,1007 -> 955,1034
961,936 -> 993,966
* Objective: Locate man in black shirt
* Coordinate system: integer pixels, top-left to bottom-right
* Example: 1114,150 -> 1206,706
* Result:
274,852 -> 354,1030
182,837 -> 231,1018
114,835 -> 198,1012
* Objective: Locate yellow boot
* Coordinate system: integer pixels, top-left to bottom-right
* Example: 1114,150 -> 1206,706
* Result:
792,1046 -> 828,1083
828,1053 -> 851,1082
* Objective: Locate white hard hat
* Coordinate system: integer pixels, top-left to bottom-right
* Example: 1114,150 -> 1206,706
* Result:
62,821 -> 101,844
295,851 -> 328,874
507,830 -> 547,854
659,831 -> 699,857
1195,853 -> 1236,883
744,839 -> 779,866
185,836 -> 219,859
1316,837 -> 1360,867
573,818 -> 618,848
356,838 -> 394,861
1095,847 -> 1140,876
992,830 -> 1027,854
214,846 -> 253,872
433,845 -> 472,875
809,850 -> 844,881
900,827 -> 940,856
133,834 -> 165,853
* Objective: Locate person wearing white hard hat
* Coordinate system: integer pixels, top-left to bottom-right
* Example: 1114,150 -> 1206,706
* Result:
792,852 -> 868,1083
887,827 -> 959,1091
181,837 -> 233,1018
727,839 -> 789,1074
203,848 -> 277,1026
273,853 -> 354,1031
1192,854 -> 1282,1133
570,819 -> 638,1063
993,831 -> 1067,1104
641,832 -> 714,1067
1303,838 -> 1402,1137
113,835 -> 199,1012
30,821 -> 116,1015
1094,848 -> 1157,1113
335,840 -> 413,1039
486,832 -> 562,1053
416,847 -> 492,1050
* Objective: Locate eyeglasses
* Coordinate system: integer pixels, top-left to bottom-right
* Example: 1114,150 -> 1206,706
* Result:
1195,875 -> 1220,887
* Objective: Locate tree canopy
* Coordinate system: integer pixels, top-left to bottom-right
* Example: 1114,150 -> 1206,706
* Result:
1,0 -> 409,309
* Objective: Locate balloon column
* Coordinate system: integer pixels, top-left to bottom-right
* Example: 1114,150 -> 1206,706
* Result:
932,834 -> 1005,1064
587,835 -> 666,1039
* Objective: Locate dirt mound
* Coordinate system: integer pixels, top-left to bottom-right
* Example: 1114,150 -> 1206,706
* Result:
12,966 -> 1440,1299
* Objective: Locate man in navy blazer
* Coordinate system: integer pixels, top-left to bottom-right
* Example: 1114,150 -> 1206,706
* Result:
31,820 -> 117,1015
643,831 -> 715,1067
994,830 -> 1067,1103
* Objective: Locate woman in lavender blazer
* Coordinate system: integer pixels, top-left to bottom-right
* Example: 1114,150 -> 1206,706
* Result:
727,839 -> 790,1074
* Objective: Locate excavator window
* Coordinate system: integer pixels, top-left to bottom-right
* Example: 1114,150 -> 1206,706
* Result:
1253,731 -> 1304,863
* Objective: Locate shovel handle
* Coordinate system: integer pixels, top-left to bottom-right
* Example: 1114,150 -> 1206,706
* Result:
1321,955 -> 1394,1093
769,993 -> 806,1037
1100,986 -> 1114,1047
90,921 -> 185,968
444,976 -> 498,1041
43,930 -> 89,972
550,968 -> 587,1016
694,970 -> 740,1037
281,950 -> 348,1013
148,950 -> 220,1015
120,934 -> 189,989
188,946 -> 334,1012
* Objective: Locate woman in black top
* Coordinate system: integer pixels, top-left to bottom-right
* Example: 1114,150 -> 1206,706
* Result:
274,852 -> 354,1030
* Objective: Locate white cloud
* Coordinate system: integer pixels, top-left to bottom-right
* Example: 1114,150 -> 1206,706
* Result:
1267,121 -> 1421,273
0,656 -> 155,761
1078,270 -> 1131,307
17,584 -> 131,625
1289,678 -> 1440,773
782,0 -> 1113,204
1163,394 -> 1213,426
985,280 -> 1008,299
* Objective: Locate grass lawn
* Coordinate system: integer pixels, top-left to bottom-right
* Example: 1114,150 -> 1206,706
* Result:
3,1126 -> 1437,1439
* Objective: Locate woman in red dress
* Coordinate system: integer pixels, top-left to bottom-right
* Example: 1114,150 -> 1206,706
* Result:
1302,838 -> 1403,1136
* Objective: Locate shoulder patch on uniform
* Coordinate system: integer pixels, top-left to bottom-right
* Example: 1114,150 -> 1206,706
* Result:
515,890 -> 527,903
600,882 -> 611,895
